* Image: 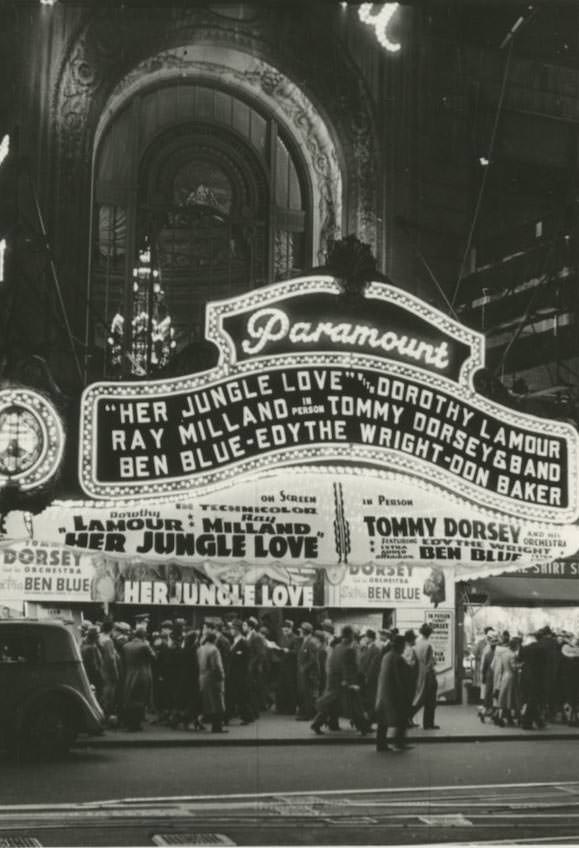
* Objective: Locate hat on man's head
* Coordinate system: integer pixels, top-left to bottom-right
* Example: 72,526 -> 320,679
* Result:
135,613 -> 149,622
247,616 -> 259,628
365,628 -> 376,641
301,621 -> 313,634
114,622 -> 131,634
161,620 -> 173,629
282,620 -> 294,629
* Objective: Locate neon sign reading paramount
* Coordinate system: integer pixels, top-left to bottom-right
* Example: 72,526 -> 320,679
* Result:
79,276 -> 579,523
242,307 -> 451,370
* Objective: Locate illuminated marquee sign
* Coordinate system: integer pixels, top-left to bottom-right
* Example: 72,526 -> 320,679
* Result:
0,387 -> 65,491
79,276 -> 579,523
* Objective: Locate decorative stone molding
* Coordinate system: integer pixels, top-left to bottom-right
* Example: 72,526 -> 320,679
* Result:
52,6 -> 379,260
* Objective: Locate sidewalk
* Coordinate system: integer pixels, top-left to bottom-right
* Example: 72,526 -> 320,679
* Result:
76,705 -> 579,748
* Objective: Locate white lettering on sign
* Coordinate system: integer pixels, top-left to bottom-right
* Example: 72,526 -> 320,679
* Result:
242,307 -> 450,370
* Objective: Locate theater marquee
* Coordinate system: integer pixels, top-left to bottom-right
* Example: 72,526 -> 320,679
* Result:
79,276 -> 579,523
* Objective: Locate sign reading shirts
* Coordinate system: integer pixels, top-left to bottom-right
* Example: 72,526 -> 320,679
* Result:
79,277 -> 578,524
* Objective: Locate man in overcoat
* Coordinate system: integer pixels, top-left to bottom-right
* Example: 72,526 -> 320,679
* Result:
310,625 -> 370,735
411,623 -> 439,729
227,619 -> 253,725
197,630 -> 227,732
120,624 -> 155,731
359,628 -> 382,722
296,622 -> 321,720
375,634 -> 411,751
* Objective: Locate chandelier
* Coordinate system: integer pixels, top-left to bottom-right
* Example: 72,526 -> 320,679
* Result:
108,240 -> 176,376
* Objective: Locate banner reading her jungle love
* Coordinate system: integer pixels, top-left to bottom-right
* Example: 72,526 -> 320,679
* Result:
78,277 -> 579,525
0,539 -> 324,607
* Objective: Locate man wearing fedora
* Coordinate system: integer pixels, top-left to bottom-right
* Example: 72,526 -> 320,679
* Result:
410,623 -> 440,730
296,621 -> 321,721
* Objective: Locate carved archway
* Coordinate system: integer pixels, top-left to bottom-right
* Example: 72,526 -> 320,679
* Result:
49,5 -> 380,373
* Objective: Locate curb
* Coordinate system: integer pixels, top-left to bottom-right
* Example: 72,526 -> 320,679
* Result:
75,731 -> 579,749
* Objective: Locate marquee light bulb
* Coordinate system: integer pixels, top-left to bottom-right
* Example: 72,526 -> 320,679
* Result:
358,3 -> 401,53
0,239 -> 5,283
0,134 -> 9,169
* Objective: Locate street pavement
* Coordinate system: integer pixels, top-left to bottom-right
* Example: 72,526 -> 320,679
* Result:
2,739 -> 579,845
77,704 -> 579,748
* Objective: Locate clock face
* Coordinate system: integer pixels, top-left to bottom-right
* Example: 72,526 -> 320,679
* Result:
0,406 -> 44,475
0,389 -> 64,490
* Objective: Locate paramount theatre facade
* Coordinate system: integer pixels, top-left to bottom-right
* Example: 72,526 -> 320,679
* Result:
2,2 -> 579,703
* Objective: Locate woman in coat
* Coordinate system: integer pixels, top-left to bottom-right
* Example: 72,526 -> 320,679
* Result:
477,635 -> 497,723
375,634 -> 411,752
198,631 -> 226,732
491,631 -> 517,726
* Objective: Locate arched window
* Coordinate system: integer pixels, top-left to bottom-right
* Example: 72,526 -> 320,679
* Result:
90,83 -> 311,377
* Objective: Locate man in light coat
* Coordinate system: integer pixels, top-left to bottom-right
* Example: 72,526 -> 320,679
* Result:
198,630 -> 227,733
410,623 -> 439,730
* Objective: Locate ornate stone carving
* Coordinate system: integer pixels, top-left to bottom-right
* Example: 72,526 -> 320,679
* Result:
52,6 -> 378,258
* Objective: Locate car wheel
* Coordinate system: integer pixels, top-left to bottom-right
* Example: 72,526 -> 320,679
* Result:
24,699 -> 77,758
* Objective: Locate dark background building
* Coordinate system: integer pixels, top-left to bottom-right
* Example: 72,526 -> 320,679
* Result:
1,0 -> 579,413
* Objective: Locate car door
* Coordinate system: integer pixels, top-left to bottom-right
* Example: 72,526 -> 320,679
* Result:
0,628 -> 44,734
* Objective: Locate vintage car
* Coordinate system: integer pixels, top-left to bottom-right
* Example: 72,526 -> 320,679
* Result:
0,619 -> 105,756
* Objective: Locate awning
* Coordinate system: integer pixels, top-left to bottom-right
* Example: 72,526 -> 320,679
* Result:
465,576 -> 579,605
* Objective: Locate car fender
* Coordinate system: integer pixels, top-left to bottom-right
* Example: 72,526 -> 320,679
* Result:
15,684 -> 105,735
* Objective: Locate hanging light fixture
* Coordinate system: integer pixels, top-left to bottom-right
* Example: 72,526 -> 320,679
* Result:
358,3 -> 401,53
108,239 -> 176,376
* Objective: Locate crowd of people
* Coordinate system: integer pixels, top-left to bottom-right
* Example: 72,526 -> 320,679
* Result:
78,615 -> 440,750
473,625 -> 579,729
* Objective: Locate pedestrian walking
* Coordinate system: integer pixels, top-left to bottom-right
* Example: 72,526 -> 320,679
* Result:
296,622 -> 321,721
375,634 -> 412,752
310,625 -> 370,736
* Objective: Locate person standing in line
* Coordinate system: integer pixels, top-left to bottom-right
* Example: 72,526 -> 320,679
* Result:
359,628 -> 382,723
198,630 -> 227,733
519,631 -> 546,729
411,623 -> 439,730
228,619 -> 254,725
375,634 -> 412,752
491,631 -> 517,726
276,620 -> 298,715
82,625 -> 104,707
99,620 -> 120,721
402,630 -> 419,727
120,624 -> 155,731
296,622 -> 321,721
243,616 -> 267,720
181,628 -> 204,731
